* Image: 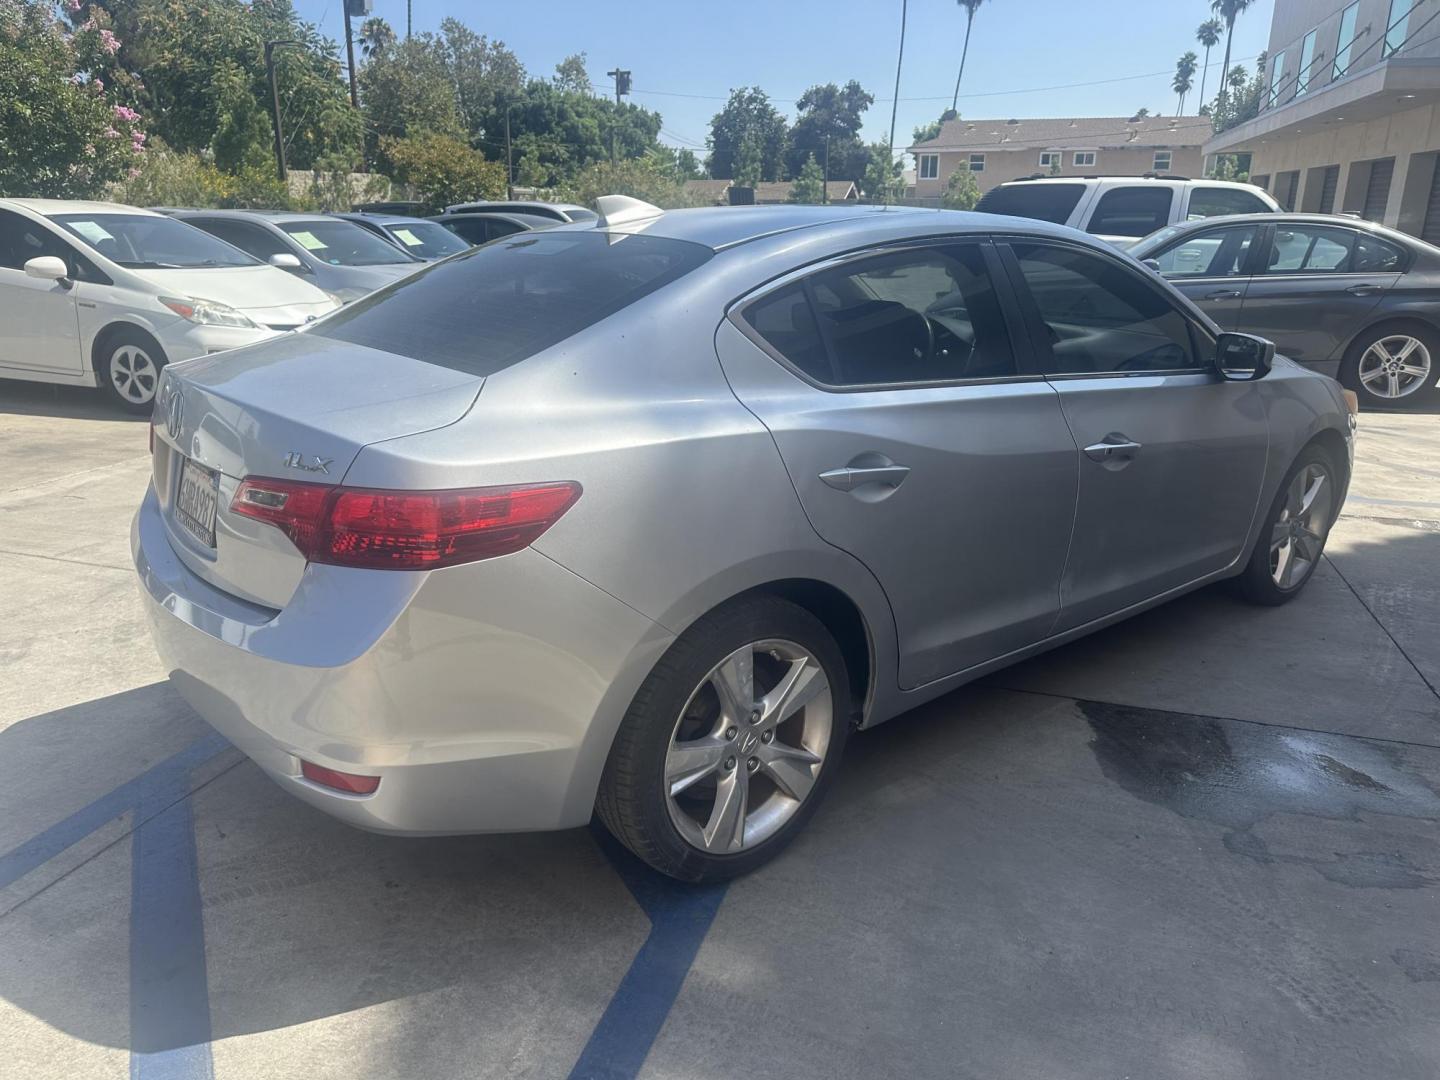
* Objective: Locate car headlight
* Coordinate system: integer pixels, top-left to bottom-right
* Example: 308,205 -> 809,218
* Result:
160,296 -> 260,329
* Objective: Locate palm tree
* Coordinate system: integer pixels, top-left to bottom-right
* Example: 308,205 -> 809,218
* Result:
950,0 -> 989,113
1211,0 -> 1256,109
1196,18 -> 1222,109
358,17 -> 395,60
1173,51 -> 1198,114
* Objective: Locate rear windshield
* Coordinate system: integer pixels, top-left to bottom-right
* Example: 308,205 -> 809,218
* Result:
975,183 -> 1087,225
309,231 -> 712,375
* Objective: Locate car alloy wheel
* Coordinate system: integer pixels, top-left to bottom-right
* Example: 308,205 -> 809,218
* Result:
1356,334 -> 1432,401
1269,460 -> 1334,591
664,639 -> 833,854
110,344 -> 160,405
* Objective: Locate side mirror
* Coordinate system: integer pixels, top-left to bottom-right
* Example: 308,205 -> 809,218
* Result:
1141,258 -> 1162,273
1216,331 -> 1274,381
268,253 -> 304,271
25,256 -> 71,287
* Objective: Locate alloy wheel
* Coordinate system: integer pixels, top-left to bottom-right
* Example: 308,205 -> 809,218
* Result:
665,639 -> 833,854
1269,462 -> 1334,590
1357,335 -> 1432,400
110,344 -> 159,405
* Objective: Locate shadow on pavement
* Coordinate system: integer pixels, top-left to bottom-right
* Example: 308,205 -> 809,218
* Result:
0,379 -> 144,422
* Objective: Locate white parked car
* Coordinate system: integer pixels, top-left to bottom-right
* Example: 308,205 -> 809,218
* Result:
0,200 -> 339,411
975,176 -> 1281,247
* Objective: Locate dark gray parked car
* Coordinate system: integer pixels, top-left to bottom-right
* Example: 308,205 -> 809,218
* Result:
330,212 -> 472,261
1130,213 -> 1440,407
433,210 -> 558,246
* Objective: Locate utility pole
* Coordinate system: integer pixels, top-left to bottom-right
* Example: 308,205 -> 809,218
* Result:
823,134 -> 830,205
265,39 -> 302,183
606,68 -> 631,163
504,105 -> 513,199
343,0 -> 370,109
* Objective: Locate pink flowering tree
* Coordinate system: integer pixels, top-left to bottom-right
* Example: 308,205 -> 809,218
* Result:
0,0 -> 144,196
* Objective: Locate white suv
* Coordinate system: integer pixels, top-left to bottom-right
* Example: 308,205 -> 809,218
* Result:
975,176 -> 1280,247
0,199 -> 339,411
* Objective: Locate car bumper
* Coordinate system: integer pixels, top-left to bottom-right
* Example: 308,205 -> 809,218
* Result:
156,320 -> 279,363
132,484 -> 672,834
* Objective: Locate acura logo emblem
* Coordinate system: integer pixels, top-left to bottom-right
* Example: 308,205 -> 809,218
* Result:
163,385 -> 184,441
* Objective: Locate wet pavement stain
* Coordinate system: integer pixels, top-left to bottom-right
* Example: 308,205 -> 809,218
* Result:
1081,700 -> 1440,889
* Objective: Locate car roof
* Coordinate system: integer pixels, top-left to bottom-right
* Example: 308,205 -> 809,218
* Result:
1147,211 -> 1417,241
163,208 -> 332,225
434,211 -> 558,228
997,176 -> 1258,189
332,212 -> 436,226
3,198 -> 161,217
446,200 -> 589,214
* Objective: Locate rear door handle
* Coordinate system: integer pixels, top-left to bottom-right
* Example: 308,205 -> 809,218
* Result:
1201,289 -> 1242,301
1346,283 -> 1382,296
818,464 -> 911,491
1083,438 -> 1143,463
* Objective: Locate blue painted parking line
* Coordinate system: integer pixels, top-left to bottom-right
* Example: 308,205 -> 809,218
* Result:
568,828 -> 729,1080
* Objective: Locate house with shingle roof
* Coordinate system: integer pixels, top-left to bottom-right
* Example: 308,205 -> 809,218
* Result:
907,116 -> 1213,199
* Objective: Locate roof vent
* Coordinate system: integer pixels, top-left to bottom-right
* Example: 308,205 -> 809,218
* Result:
595,194 -> 664,229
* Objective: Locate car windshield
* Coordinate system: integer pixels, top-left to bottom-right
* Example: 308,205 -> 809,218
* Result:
311,231 -> 712,375
277,220 -> 416,266
382,221 -> 470,259
49,213 -> 260,269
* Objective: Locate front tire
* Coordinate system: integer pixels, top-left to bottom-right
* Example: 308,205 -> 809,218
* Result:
596,596 -> 852,882
98,329 -> 166,413
1340,323 -> 1440,408
1236,444 -> 1339,606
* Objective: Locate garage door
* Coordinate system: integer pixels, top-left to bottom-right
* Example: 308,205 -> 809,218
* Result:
1363,158 -> 1395,222
1317,165 -> 1339,214
1421,160 -> 1440,246
1276,171 -> 1300,211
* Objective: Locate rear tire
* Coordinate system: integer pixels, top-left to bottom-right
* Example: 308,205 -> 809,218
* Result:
1236,444 -> 1340,606
97,328 -> 166,413
596,596 -> 852,882
1340,322 -> 1440,409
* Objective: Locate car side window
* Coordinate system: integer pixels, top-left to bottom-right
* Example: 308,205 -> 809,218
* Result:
1186,187 -> 1271,219
1352,234 -> 1404,272
443,219 -> 488,245
744,244 -> 1017,387
0,209 -> 105,282
1010,242 -> 1202,375
1263,224 -> 1369,274
1154,224 -> 1259,278
1085,187 -> 1174,238
192,219 -> 289,262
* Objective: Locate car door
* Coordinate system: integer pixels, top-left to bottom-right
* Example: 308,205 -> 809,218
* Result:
717,240 -> 1079,689
1236,223 -> 1401,367
999,237 -> 1269,632
1148,221 -> 1264,331
0,209 -> 84,376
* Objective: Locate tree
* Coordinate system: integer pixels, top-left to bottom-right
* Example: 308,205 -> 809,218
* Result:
1173,52 -> 1198,114
1212,55 -> 1268,133
1,0 -> 144,198
1211,0 -> 1257,112
554,52 -> 591,95
358,17 -> 395,59
733,131 -> 763,188
559,157 -> 705,210
706,87 -> 787,181
381,131 -> 505,207
950,0 -> 988,112
862,143 -> 906,203
790,153 -> 825,204
1196,17 -> 1223,109
913,108 -> 957,146
672,148 -> 702,180
786,80 -> 874,182
941,163 -> 981,210
359,34 -> 463,166
440,18 -> 525,140
1130,107 -> 1152,120
502,79 -> 663,189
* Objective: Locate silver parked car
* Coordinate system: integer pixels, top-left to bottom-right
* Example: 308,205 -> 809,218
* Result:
134,200 -> 1356,881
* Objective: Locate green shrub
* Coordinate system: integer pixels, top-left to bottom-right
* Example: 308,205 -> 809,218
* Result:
380,132 -> 505,209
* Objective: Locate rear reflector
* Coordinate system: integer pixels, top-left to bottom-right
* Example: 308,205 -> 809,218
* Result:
300,760 -> 381,795
231,478 -> 580,570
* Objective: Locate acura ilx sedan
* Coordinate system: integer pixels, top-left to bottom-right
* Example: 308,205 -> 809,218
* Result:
134,199 -> 1355,881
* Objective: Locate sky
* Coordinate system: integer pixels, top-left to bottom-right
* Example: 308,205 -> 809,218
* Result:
292,0 -> 1277,159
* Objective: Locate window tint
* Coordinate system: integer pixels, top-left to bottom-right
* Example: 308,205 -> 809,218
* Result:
1186,187 -> 1270,219
1353,234 -> 1404,272
440,218 -> 489,245
1152,225 -> 1259,278
975,183 -> 1086,224
312,232 -> 711,375
747,245 -> 1015,387
1085,187 -> 1173,238
1011,242 -> 1201,375
190,219 -> 289,261
0,210 -> 104,282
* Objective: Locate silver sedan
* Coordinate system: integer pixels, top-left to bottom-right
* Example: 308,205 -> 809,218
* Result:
134,200 -> 1356,881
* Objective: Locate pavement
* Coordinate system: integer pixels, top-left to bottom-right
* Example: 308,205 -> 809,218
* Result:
1,378 -> 1438,1080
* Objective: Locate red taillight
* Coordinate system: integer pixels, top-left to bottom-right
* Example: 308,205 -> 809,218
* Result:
230,478 -> 581,570
300,760 -> 380,794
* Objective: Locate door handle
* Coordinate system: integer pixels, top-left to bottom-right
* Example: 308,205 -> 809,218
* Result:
1201,289 -> 1242,301
1083,437 -> 1143,463
1346,283 -> 1382,296
818,464 -> 911,492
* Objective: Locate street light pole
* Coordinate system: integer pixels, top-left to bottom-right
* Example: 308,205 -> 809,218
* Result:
265,39 -> 303,183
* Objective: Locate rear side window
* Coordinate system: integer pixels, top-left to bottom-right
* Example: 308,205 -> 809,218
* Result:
1186,187 -> 1271,220
975,183 -> 1087,225
1265,224 -> 1363,274
311,232 -> 712,374
1085,187 -> 1173,238
1353,234 -> 1404,272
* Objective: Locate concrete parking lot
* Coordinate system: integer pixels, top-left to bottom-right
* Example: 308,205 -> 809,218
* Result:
2,378 -> 1438,1080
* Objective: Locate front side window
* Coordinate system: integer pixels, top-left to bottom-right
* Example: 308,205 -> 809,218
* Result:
1385,0 -> 1414,57
744,245 -> 1016,387
1010,242 -> 1202,375
975,182 -> 1086,224
1268,49 -> 1289,106
1150,225 -> 1259,279
1085,187 -> 1174,239
1153,151 -> 1173,172
968,154 -> 986,173
51,213 -> 258,269
918,154 -> 939,180
1186,186 -> 1271,219
277,220 -> 416,266
1334,2 -> 1361,76
312,232 -> 712,375
1297,29 -> 1318,95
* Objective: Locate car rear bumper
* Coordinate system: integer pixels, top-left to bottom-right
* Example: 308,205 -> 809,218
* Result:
132,484 -> 672,834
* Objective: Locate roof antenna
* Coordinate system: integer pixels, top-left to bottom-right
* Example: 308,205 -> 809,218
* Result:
595,194 -> 664,228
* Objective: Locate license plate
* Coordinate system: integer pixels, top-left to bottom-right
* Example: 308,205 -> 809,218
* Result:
175,457 -> 221,549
